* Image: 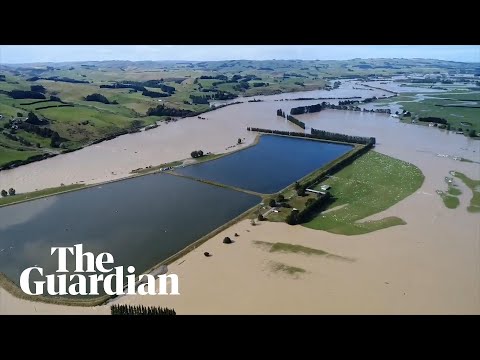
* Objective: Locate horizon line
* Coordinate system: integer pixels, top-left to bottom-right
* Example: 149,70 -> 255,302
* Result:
2,57 -> 479,66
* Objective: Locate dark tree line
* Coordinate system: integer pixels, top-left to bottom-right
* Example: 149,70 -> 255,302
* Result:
311,128 -> 375,145
146,104 -> 196,118
248,127 -> 374,146
35,104 -> 74,110
286,115 -> 306,129
289,98 -> 390,116
111,304 -> 176,315
27,76 -> 89,84
418,117 -> 448,125
199,75 -> 228,80
20,96 -> 65,106
0,74 -> 6,81
100,81 -> 175,95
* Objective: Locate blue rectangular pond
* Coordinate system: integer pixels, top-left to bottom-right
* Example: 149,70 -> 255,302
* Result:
175,134 -> 354,194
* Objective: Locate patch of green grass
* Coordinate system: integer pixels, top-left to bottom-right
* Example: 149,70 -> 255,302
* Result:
0,184 -> 86,207
269,261 -> 306,277
447,186 -> 462,196
253,241 -> 353,261
437,191 -> 460,209
0,147 -> 41,167
451,171 -> 480,213
395,96 -> 480,132
303,151 -> 424,235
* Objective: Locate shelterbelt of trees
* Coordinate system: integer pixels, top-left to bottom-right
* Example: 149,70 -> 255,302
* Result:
247,127 -> 375,146
289,97 -> 392,116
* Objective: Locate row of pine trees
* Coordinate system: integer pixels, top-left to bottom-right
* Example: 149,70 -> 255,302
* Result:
111,304 -> 176,315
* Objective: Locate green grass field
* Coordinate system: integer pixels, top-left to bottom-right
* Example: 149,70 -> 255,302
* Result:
451,171 -> 480,213
0,183 -> 86,207
0,147 -> 41,166
392,95 -> 480,133
303,151 -> 424,235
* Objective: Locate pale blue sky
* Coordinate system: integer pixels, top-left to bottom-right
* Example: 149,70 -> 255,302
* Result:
0,45 -> 478,64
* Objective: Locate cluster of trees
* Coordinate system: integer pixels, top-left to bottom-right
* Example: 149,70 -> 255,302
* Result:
191,150 -> 204,158
30,85 -> 46,93
286,115 -> 306,129
16,121 -> 58,141
418,117 -> 448,125
84,93 -> 117,104
189,95 -> 209,104
212,91 -> 237,100
146,104 -> 196,118
232,82 -> 250,91
25,112 -> 48,125
276,109 -> 286,118
0,74 -> 5,81
286,193 -> 333,225
142,89 -> 169,98
311,128 -> 375,145
1,188 -> 16,197
199,75 -> 228,80
110,304 -> 176,315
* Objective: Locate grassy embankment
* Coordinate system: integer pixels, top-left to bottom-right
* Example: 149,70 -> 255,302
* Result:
0,184 -> 85,207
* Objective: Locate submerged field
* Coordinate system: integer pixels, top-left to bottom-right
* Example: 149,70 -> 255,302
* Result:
303,151 -> 424,235
451,171 -> 480,213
